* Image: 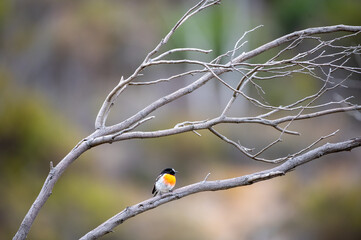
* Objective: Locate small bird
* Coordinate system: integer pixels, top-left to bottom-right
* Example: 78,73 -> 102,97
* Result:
152,168 -> 178,196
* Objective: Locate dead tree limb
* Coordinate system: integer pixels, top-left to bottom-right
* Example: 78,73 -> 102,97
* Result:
13,0 -> 361,239
79,137 -> 361,240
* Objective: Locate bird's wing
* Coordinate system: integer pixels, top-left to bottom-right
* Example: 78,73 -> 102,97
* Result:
152,174 -> 162,195
152,184 -> 156,195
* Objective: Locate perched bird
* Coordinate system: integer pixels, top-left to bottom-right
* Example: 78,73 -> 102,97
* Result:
152,168 -> 178,196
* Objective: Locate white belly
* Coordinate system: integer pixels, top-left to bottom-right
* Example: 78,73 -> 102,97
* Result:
155,180 -> 174,193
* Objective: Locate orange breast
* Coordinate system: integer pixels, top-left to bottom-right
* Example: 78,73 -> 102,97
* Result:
163,174 -> 176,186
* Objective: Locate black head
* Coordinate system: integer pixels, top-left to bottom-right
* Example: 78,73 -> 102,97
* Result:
160,168 -> 178,175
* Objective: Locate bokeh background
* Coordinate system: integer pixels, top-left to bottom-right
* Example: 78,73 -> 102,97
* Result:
1,0 -> 361,239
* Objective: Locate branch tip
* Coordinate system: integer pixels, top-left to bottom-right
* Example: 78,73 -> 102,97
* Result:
203,173 -> 211,182
13,11 -> 361,240
193,130 -> 202,136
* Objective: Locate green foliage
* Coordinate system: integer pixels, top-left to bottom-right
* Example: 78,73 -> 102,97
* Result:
271,0 -> 321,33
0,0 -> 11,28
323,0 -> 361,26
270,0 -> 361,34
0,79 -> 73,177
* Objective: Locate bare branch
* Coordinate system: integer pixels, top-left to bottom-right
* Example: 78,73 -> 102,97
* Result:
203,173 -> 211,182
101,25 -> 361,138
95,77 -> 126,129
230,25 -> 264,60
209,127 -> 254,158
274,105 -> 361,124
111,116 -> 155,140
79,137 -> 361,240
151,48 -> 212,62
88,104 -> 361,147
288,130 -> 340,158
129,69 -> 207,86
144,0 -> 221,63
12,1 -> 361,238
13,138 -> 93,240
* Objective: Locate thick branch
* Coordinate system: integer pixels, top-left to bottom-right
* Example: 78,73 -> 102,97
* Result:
12,3 -> 361,237
80,137 -> 361,240
12,138 -> 93,240
88,105 -> 361,146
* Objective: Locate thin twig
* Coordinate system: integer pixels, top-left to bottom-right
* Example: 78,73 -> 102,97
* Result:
203,173 -> 211,182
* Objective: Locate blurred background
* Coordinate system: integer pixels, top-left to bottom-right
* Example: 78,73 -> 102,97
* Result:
1,0 -> 361,239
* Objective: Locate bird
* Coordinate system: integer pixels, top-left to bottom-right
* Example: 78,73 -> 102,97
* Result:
152,168 -> 178,196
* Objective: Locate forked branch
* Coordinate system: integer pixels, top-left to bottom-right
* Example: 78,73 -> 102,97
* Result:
13,0 -> 361,239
